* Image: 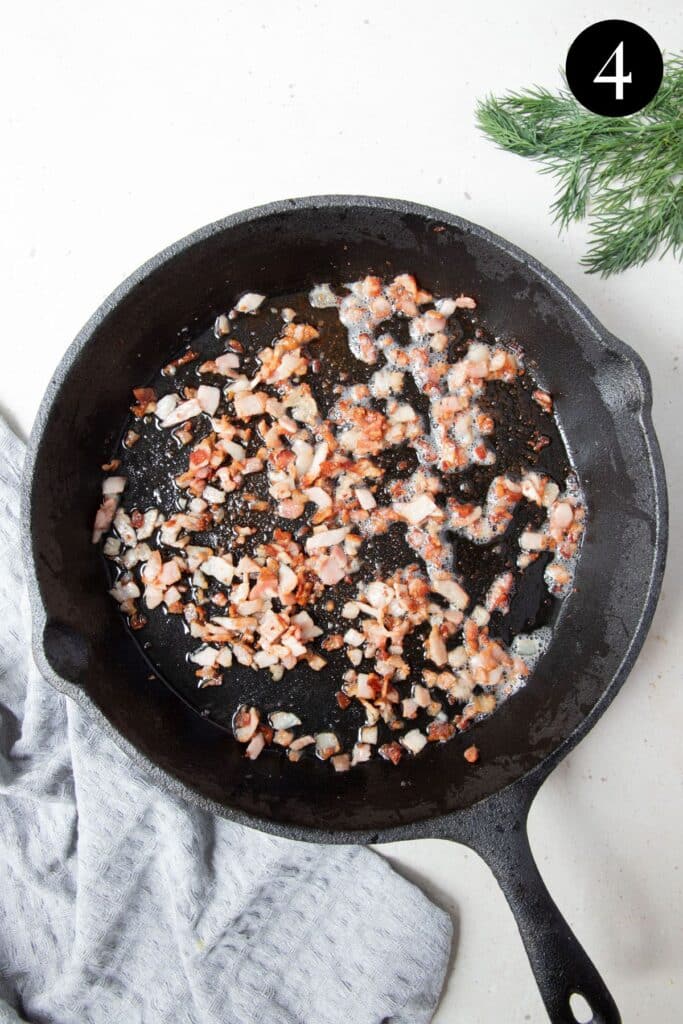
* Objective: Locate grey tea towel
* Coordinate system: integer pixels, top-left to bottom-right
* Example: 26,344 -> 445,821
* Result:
0,418 -> 452,1024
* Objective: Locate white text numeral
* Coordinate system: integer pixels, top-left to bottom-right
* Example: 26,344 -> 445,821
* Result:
594,41 -> 632,100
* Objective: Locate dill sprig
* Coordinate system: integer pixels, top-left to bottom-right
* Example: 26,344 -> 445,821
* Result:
475,54 -> 683,275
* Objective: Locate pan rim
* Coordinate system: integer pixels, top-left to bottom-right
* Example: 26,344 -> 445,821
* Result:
20,194 -> 669,844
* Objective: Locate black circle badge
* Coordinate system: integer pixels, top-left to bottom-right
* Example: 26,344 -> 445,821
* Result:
566,20 -> 663,117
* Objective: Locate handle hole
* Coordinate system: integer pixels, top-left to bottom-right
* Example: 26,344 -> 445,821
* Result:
569,992 -> 593,1023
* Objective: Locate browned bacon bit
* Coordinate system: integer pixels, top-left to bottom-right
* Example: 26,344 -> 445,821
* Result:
464,744 -> 480,763
99,273 -> 586,772
427,720 -> 456,742
93,494 -> 119,543
173,423 -> 194,447
162,350 -> 198,376
379,742 -> 404,765
532,389 -> 553,414
485,571 -> 514,615
131,387 -> 157,417
315,732 -> 341,760
528,432 -> 551,453
244,495 -> 269,512
233,705 -> 260,743
260,724 -> 274,746
214,314 -> 230,338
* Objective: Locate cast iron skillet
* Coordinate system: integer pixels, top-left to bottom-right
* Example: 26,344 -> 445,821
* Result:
22,196 -> 667,1024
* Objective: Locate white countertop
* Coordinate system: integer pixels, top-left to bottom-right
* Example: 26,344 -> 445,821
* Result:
2,2 -> 681,1021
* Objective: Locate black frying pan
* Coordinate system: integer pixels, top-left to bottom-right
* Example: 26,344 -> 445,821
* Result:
22,196 -> 667,1024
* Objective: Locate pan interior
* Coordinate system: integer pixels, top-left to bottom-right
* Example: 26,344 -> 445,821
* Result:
28,200 -> 662,834
107,284 -> 573,754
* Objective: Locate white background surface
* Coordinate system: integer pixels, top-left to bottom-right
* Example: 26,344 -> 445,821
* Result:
1,2 -> 681,1021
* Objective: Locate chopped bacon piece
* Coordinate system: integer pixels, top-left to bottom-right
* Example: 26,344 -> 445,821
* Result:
427,721 -> 456,742
131,387 -> 157,417
532,389 -> 553,414
379,742 -> 403,765
162,350 -> 198,376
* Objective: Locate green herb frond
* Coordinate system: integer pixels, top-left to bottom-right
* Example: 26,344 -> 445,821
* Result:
475,53 -> 683,275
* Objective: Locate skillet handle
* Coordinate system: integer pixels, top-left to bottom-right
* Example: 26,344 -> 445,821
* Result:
452,780 -> 621,1024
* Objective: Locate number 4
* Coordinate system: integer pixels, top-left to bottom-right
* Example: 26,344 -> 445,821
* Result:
594,41 -> 632,100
